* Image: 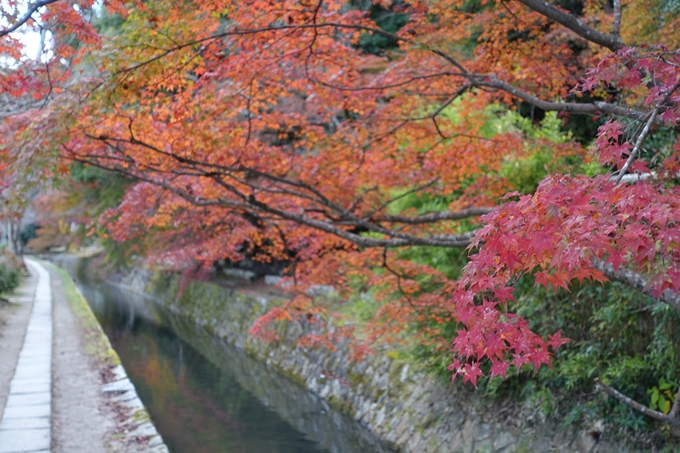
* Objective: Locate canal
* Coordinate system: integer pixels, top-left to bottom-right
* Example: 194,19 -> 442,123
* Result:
77,282 -> 391,453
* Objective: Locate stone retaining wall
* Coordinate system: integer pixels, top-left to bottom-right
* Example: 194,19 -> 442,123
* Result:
53,253 -> 637,453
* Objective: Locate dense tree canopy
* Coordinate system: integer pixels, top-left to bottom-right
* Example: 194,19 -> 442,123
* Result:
1,0 -> 679,432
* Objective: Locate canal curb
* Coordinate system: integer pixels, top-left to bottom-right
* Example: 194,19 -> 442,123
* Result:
46,262 -> 170,453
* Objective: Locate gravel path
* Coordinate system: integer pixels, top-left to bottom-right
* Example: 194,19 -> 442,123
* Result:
50,262 -> 113,453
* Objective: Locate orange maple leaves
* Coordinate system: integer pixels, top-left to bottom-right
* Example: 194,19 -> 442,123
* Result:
1,1 -> 678,386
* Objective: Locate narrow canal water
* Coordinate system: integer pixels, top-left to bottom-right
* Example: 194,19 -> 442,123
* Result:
77,282 -> 391,453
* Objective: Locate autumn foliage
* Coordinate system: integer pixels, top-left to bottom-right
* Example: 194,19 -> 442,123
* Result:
1,0 -> 680,431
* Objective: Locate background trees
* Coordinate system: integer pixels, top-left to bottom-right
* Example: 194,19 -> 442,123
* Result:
1,0 -> 679,443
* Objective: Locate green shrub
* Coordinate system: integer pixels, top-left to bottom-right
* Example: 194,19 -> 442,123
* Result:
0,251 -> 22,295
0,266 -> 20,294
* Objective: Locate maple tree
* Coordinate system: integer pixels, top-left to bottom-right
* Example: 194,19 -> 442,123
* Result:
1,0 -> 680,434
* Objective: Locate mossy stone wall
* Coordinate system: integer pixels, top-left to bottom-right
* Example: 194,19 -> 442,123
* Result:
52,254 -> 635,453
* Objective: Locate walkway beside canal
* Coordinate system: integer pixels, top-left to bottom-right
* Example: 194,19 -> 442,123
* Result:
0,258 -> 167,453
0,259 -> 52,452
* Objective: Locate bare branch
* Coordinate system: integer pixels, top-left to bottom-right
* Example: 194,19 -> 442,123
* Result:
378,207 -> 494,224
473,76 -> 648,121
515,0 -> 624,51
615,108 -> 658,183
39,62 -> 52,110
592,259 -> 680,312
382,247 -> 417,307
35,25 -> 47,60
613,172 -> 656,183
610,81 -> 680,181
670,380 -> 680,418
0,0 -> 60,38
86,134 -> 491,232
612,0 -> 622,36
61,150 -> 480,249
431,230 -> 479,242
595,379 -> 680,427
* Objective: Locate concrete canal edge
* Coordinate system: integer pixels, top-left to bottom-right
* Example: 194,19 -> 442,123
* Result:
51,253 -> 640,453
46,261 -> 169,453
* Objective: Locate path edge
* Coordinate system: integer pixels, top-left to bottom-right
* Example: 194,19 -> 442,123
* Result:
47,262 -> 120,367
44,260 -> 169,453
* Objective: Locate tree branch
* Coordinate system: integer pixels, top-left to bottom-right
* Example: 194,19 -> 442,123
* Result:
515,0 -> 624,51
84,134 -> 492,243
473,76 -> 648,121
613,172 -> 657,183
378,207 -> 494,224
595,379 -> 680,427
670,380 -> 680,418
615,108 -> 658,183
61,151 -> 480,249
591,259 -> 680,312
612,0 -> 622,36
0,0 -> 60,38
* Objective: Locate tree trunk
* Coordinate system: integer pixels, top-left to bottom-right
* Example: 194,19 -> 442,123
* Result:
6,221 -> 21,256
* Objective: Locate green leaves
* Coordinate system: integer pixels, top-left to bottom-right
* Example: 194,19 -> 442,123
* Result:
0,251 -> 22,295
648,378 -> 677,414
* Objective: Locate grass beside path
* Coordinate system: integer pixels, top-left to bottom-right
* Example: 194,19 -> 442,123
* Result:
44,261 -> 121,367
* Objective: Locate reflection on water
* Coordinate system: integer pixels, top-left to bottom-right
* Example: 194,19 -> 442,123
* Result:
78,283 -> 390,453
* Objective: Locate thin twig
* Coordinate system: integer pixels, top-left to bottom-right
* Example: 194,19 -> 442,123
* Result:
615,108 -> 658,183
39,62 -> 52,110
0,0 -> 59,38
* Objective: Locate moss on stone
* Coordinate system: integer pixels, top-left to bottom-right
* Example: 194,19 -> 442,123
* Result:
386,350 -> 401,360
348,371 -> 365,387
130,409 -> 152,425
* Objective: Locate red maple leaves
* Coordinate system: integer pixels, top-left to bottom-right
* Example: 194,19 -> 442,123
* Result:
451,170 -> 680,382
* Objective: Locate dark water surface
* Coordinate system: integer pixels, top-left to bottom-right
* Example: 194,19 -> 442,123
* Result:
77,283 -> 389,453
